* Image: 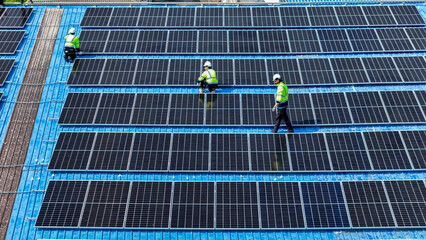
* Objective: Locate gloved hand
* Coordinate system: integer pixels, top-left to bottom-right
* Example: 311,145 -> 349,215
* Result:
271,107 -> 276,112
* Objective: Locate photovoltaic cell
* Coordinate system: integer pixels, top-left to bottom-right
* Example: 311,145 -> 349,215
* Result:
79,30 -> 108,53
258,30 -> 289,53
307,7 -> 339,26
167,8 -> 195,27
134,59 -> 168,85
126,182 -> 172,228
205,59 -> 233,86
405,28 -> 426,50
415,90 -> 426,115
211,134 -> 249,171
376,28 -> 414,51
198,31 -> 228,53
362,57 -> 402,83
138,8 -> 167,27
334,6 -> 367,26
298,58 -> 335,85
241,94 -> 274,125
301,182 -> 350,228
288,30 -> 321,53
228,31 -> 259,53
170,133 -> 209,171
327,132 -> 372,171
67,59 -> 105,85
288,93 -> 315,125
102,59 -> 136,85
363,131 -> 412,170
266,59 -> 300,85
311,93 -> 352,125
216,182 -> 259,228
88,133 -> 133,170
250,134 -> 290,171
252,7 -> 280,27
93,93 -> 134,125
362,6 -> 396,25
0,31 -> 25,54
234,59 -> 267,85
195,8 -> 223,27
108,8 -> 139,27
168,94 -> 204,125
0,8 -> 32,28
104,30 -> 138,53
385,181 -> 426,227
259,182 -> 304,228
58,93 -> 101,124
346,91 -> 389,124
330,58 -> 369,84
389,5 -> 425,25
317,29 -> 352,52
224,8 -> 252,27
80,8 -> 112,27
167,31 -> 197,53
135,31 -> 167,53
279,7 -> 309,27
346,29 -> 383,52
128,133 -> 171,171
131,93 -> 169,125
288,133 -> 331,171
393,56 -> 426,82
343,181 -> 395,227
167,59 -> 200,85
0,59 -> 14,85
381,91 -> 426,123
205,94 -> 241,125
400,130 -> 426,169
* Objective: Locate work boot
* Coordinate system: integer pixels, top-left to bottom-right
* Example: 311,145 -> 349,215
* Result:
198,88 -> 203,93
271,128 -> 278,133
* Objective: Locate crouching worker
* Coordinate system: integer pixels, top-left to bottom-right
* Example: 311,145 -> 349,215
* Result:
198,61 -> 218,93
64,28 -> 80,61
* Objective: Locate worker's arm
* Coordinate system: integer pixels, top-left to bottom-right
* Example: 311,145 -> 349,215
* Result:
73,37 -> 80,48
198,71 -> 207,82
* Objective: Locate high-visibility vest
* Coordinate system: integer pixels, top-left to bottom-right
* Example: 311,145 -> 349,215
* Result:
198,69 -> 217,84
65,34 -> 79,48
276,81 -> 289,103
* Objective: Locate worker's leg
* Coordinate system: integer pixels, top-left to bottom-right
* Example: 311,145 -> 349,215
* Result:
281,108 -> 294,132
208,84 -> 217,93
272,109 -> 284,133
199,81 -> 206,93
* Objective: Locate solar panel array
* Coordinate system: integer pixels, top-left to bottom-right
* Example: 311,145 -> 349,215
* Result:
35,180 -> 426,229
49,130 -> 426,172
67,56 -> 426,86
79,28 -> 426,54
0,59 -> 14,85
0,31 -> 25,54
80,6 -> 425,28
58,91 -> 426,126
0,8 -> 32,28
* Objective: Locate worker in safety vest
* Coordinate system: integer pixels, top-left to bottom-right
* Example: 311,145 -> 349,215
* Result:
198,61 -> 218,93
64,28 -> 80,60
271,74 -> 294,133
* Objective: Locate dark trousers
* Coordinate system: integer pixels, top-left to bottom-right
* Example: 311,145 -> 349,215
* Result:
64,47 -> 76,60
274,106 -> 293,131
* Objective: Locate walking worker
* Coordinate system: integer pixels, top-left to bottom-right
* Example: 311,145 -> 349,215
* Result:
271,74 -> 294,133
64,28 -> 80,60
198,61 -> 218,93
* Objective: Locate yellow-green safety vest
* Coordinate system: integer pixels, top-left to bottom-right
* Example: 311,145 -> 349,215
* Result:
65,34 -> 80,48
276,82 -> 289,103
198,69 -> 217,84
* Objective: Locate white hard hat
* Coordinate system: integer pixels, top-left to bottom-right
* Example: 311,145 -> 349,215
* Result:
68,28 -> 76,34
203,61 -> 212,68
273,74 -> 281,80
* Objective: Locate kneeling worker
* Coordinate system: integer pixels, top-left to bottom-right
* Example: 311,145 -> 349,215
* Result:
64,28 -> 80,60
198,61 -> 218,93
271,74 -> 294,133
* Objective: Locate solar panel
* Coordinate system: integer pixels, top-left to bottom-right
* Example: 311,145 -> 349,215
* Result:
79,30 -> 108,53
49,132 -> 96,170
334,6 -> 367,26
195,8 -> 223,27
330,58 -> 369,84
258,182 -> 304,228
129,133 -> 171,171
346,91 -> 389,124
131,93 -> 169,125
389,5 -> 425,25
67,59 -> 105,85
326,132 -> 372,171
135,31 -> 167,53
167,8 -> 195,27
234,59 -> 267,85
384,181 -> 426,227
108,7 -> 139,27
346,29 -> 383,52
102,59 -> 137,85
169,94 -> 204,125
0,59 -> 14,85
169,133 -> 209,171
167,59 -> 200,85
415,90 -> 426,115
211,134 -> 249,171
93,93 -> 134,125
216,182 -> 259,228
228,31 -> 259,53
167,31 -> 197,53
0,8 -> 32,28
288,133 -> 331,171
288,30 -> 321,53
80,8 -> 112,27
138,8 -> 167,27
205,59 -> 233,86
258,30 -> 289,53
0,31 -> 25,54
171,182 -> 215,228
288,93 -> 315,125
381,91 -> 426,123
317,29 -> 352,52
405,28 -> 426,51
311,92 -> 352,125
126,182 -> 172,228
58,93 -> 101,124
249,133 -> 290,171
198,31 -> 228,53
134,59 -> 168,85
104,30 -> 138,53
307,7 -> 339,26
362,6 -> 396,25
362,57 -> 402,83
363,131 -> 412,170
224,8 -> 252,27
343,181 -> 395,227
279,7 -> 310,27
301,182 -> 350,228
298,58 -> 335,85
252,7 -> 280,27
393,56 -> 426,82
241,94 -> 274,125
35,181 -> 88,227
206,94 -> 241,125
88,133 -> 133,170
376,28 -> 414,51
400,130 -> 426,169
266,59 -> 300,85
